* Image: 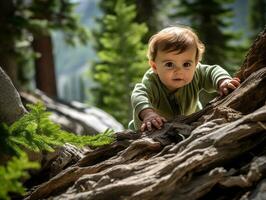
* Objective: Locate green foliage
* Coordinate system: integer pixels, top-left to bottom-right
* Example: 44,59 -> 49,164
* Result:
11,0 -> 89,46
96,0 -> 170,43
0,0 -> 90,88
0,102 -> 115,199
248,0 -> 266,40
0,153 -> 39,200
171,0 -> 244,72
91,0 -> 148,126
1,102 -> 115,156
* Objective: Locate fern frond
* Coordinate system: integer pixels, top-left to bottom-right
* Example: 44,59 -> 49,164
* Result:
0,153 -> 39,200
0,102 -> 115,200
3,102 -> 115,155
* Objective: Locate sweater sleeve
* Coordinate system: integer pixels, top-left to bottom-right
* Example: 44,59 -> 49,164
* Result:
130,70 -> 157,130
197,63 -> 232,93
131,83 -> 153,117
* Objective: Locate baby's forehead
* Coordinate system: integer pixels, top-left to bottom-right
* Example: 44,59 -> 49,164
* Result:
158,42 -> 197,54
156,46 -> 197,59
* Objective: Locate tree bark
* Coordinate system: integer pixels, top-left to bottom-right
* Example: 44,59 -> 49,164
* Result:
0,1 -> 19,87
32,35 -> 58,97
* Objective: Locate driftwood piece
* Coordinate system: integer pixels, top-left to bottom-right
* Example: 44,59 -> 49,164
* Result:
24,27 -> 266,200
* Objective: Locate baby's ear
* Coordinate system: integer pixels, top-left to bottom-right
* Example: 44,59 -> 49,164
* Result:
149,60 -> 157,73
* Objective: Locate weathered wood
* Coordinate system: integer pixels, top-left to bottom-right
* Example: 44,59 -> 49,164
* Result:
236,26 -> 266,81
24,27 -> 266,200
25,103 -> 266,200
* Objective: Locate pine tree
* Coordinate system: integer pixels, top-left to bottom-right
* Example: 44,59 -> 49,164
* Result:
96,0 -> 170,43
0,0 -> 89,91
91,0 -> 148,126
172,0 -> 242,72
248,0 -> 266,40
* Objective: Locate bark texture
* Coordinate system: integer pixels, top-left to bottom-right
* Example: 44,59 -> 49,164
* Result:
24,27 -> 266,200
32,35 -> 57,97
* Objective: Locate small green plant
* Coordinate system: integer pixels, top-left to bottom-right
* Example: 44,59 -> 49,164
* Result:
0,153 -> 39,200
0,102 -> 115,199
3,102 -> 115,155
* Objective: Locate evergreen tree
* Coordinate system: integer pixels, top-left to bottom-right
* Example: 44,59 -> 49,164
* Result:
96,0 -> 170,43
0,0 -> 89,92
91,0 -> 148,126
248,0 -> 266,40
172,0 -> 242,73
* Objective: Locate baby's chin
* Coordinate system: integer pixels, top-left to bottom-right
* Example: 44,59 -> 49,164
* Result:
171,80 -> 191,89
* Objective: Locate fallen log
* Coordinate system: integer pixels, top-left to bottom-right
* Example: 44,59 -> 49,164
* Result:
24,26 -> 266,200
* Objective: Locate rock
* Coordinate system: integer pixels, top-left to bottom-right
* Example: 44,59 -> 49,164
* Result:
0,67 -> 27,125
20,90 -> 124,135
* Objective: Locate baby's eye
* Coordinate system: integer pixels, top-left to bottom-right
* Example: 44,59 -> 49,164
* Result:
164,62 -> 175,69
183,62 -> 192,68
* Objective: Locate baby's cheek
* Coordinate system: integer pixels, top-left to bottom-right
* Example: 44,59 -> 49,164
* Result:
185,75 -> 194,83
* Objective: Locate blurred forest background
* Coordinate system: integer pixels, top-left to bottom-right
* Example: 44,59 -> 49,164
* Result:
0,0 -> 265,127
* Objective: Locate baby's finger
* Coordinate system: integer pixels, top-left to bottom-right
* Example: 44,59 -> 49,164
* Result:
155,117 -> 163,126
161,116 -> 167,122
140,123 -> 146,132
227,82 -> 237,90
230,79 -> 240,87
156,116 -> 167,125
152,119 -> 161,129
233,77 -> 241,82
222,87 -> 228,95
146,121 -> 152,131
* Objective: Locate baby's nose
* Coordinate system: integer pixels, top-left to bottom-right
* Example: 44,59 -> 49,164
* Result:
174,66 -> 182,72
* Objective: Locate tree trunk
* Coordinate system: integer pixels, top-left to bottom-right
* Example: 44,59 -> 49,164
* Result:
135,0 -> 156,34
32,35 -> 57,97
0,1 -> 19,87
1,55 -> 18,87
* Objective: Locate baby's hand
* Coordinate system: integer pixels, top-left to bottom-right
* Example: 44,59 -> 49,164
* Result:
219,77 -> 240,96
140,108 -> 167,132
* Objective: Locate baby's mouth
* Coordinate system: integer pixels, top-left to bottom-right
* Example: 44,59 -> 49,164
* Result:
173,78 -> 183,81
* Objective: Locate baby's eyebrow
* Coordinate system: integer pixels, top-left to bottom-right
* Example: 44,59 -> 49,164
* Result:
161,59 -> 174,63
184,60 -> 193,63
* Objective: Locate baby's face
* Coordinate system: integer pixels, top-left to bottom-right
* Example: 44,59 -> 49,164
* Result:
150,46 -> 197,92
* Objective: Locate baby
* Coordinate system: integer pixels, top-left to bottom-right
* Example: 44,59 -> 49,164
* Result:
129,26 -> 240,131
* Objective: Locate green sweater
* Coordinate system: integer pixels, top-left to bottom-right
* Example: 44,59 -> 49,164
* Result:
129,63 -> 231,130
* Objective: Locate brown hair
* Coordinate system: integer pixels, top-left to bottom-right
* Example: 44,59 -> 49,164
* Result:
147,26 -> 205,62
